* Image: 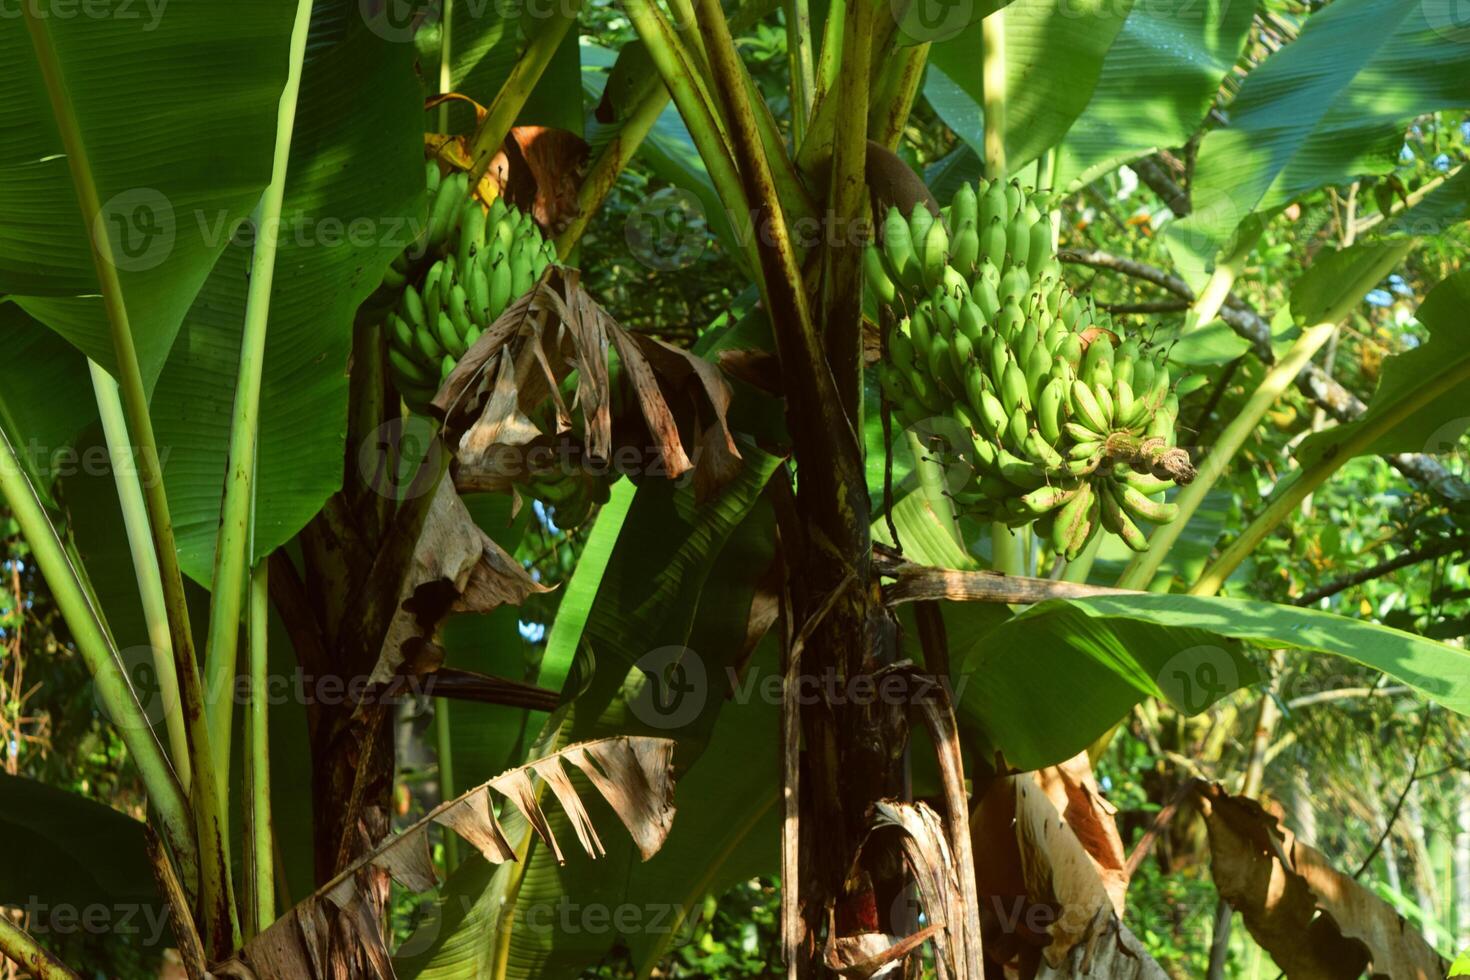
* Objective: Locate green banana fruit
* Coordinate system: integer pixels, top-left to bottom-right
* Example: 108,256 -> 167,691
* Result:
869,177 -> 1194,564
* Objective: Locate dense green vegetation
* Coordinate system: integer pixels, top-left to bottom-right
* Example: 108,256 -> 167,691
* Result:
2,0 -> 1469,977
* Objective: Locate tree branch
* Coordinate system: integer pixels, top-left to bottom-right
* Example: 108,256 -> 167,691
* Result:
1294,536 -> 1470,606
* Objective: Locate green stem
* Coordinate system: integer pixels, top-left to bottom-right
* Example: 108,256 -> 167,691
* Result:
744,58 -> 818,228
822,0 -> 876,417
1116,240 -> 1412,591
438,0 -> 454,132
624,0 -> 755,272
908,432 -> 963,549
786,0 -> 816,141
793,0 -> 872,178
0,915 -> 80,980
868,42 -> 929,149
20,8 -> 236,950
1183,220 -> 1263,333
243,559 -> 274,938
537,480 -> 637,694
0,426 -> 197,892
989,523 -> 1023,575
554,0 -> 782,261
981,9 -> 1006,178
813,0 -> 844,105
1060,527 -> 1102,583
435,697 -> 459,870
1191,355 -> 1470,597
555,88 -> 670,258
203,0 -> 315,820
466,0 -> 584,188
88,360 -> 189,791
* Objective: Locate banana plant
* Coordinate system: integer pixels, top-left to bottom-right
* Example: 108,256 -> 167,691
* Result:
3,0 -> 1470,977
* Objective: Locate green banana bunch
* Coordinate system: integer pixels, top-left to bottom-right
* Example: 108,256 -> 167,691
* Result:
871,177 -> 1196,560
382,162 -> 558,412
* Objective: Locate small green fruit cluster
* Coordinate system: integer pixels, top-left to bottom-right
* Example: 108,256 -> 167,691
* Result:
869,178 -> 1195,559
380,163 -> 557,411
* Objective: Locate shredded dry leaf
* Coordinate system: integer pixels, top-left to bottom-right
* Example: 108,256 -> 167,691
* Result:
213,736 -> 677,980
433,267 -> 741,502
368,478 -> 547,686
972,752 -> 1162,979
1193,781 -> 1445,980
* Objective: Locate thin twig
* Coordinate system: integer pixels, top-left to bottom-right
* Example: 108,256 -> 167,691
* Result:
1294,536 -> 1470,606
1352,709 -> 1433,880
1123,781 -> 1195,879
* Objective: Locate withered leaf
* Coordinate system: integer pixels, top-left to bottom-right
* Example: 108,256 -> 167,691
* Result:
370,478 -> 547,686
436,267 -> 742,503
972,753 -> 1161,979
1194,781 -> 1445,980
216,737 -> 677,979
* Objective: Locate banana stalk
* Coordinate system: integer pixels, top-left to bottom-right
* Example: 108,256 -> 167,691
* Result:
89,362 -> 190,790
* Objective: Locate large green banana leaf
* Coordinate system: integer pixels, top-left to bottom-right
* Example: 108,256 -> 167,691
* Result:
148,9 -> 424,583
926,0 -> 1134,177
1170,0 -> 1470,275
1055,0 -> 1255,187
954,593 -> 1470,770
0,0 -> 296,387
